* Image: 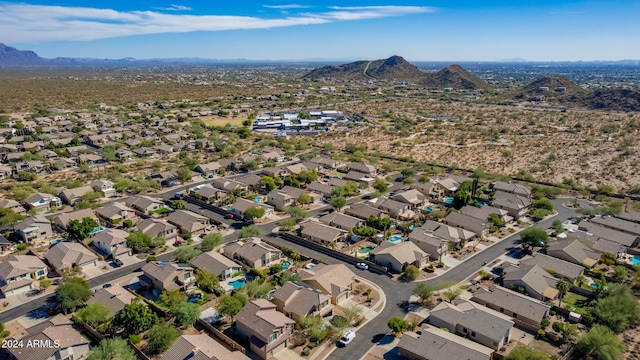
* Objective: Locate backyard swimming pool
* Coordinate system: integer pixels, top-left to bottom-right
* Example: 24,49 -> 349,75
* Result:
280,260 -> 291,270
306,263 -> 317,269
389,235 -> 403,243
359,246 -> 375,253
443,198 -> 454,205
89,226 -> 105,236
229,278 -> 246,290
630,255 -> 640,265
423,207 -> 433,213
255,196 -> 264,202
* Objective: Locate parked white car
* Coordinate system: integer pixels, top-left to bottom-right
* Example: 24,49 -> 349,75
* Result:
356,262 -> 369,270
338,330 -> 356,346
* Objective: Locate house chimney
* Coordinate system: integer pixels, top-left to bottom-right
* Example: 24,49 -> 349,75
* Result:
192,348 -> 199,355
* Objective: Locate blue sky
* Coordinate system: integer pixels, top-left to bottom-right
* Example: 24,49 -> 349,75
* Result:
1,1 -> 638,61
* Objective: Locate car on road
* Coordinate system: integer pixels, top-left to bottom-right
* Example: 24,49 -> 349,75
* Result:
491,266 -> 504,275
113,259 -> 123,267
338,330 -> 356,347
225,213 -> 234,219
355,263 -> 368,270
103,283 -> 112,288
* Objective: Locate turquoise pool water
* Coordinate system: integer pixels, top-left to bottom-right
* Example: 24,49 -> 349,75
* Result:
443,198 -> 454,205
89,226 -> 105,235
255,196 -> 264,202
280,261 -> 291,270
591,283 -> 599,290
229,278 -> 246,290
630,255 -> 640,265
389,235 -> 403,243
359,246 -> 375,253
306,263 -> 317,269
424,207 -> 433,213
410,225 -> 417,231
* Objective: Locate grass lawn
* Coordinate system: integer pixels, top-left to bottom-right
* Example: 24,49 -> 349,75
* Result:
201,117 -> 247,127
562,292 -> 589,313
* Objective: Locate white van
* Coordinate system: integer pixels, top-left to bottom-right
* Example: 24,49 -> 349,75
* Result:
338,330 -> 356,346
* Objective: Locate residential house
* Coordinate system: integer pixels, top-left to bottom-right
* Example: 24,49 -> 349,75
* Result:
349,162 -> 376,175
546,239 -> 600,267
137,218 -> 179,241
0,164 -> 12,179
2,314 -> 90,360
371,197 -> 413,219
392,188 -> 429,210
0,198 -> 26,215
134,147 -> 157,158
319,212 -> 363,232
236,174 -> 263,192
236,299 -> 295,360
223,238 -> 282,269
166,210 -> 211,236
369,241 -> 429,273
15,215 -> 53,244
23,192 -> 62,211
0,255 -> 48,297
614,211 -> 640,224
427,299 -> 513,350
493,192 -> 532,220
433,177 -> 460,197
267,186 -> 320,211
310,156 -> 342,170
139,261 -> 195,293
78,153 -> 107,167
300,263 -> 355,305
161,334 -> 250,360
53,208 -> 99,231
45,241 -> 99,275
191,185 -> 227,203
460,205 -> 512,223
446,212 -> 489,238
577,220 -> 638,248
124,195 -> 166,215
344,203 -> 388,220
471,286 -> 551,332
58,185 -> 94,205
91,179 -> 116,198
519,253 -> 584,282
95,202 -> 138,226
149,170 -> 179,187
285,163 -> 308,176
492,181 -> 532,198
590,216 -> 640,237
272,282 -> 332,320
502,264 -> 559,301
299,220 -> 347,245
194,161 -> 221,177
190,250 -> 242,280
211,178 -> 248,194
408,230 -> 447,261
0,235 -> 11,252
92,228 -> 131,257
565,230 -> 625,258
87,284 -> 137,316
343,170 -> 375,187
227,198 -> 275,221
398,324 -> 494,360
306,182 -> 333,200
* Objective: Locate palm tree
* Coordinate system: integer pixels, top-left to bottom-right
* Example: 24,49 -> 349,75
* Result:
575,274 -> 587,288
556,279 -> 571,307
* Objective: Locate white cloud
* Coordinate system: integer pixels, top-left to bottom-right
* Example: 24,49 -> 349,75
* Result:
0,3 -> 434,43
153,4 -> 193,11
263,4 -> 310,9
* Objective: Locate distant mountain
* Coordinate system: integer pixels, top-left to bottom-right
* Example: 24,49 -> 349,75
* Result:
302,55 -> 425,81
422,64 -> 490,90
576,88 -> 640,112
0,43 -> 44,64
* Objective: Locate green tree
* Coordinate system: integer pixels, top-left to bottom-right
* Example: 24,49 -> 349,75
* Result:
176,167 -> 192,182
555,279 -> 571,307
0,207 -> 25,226
403,265 -> 420,281
201,232 -> 223,252
159,289 -> 187,312
296,193 -> 313,207
452,190 -> 472,210
387,316 -> 410,334
613,266 -> 629,282
126,231 -> 151,252
413,283 -> 434,305
86,338 -> 137,360
175,302 -> 200,327
218,292 -> 249,320
329,196 -> 347,211
401,168 -> 416,178
552,219 -> 565,234
260,176 -> 277,191
174,244 -> 200,263
532,198 -> 554,211
488,213 -> 506,228
39,279 -> 52,291
239,225 -> 262,238
373,179 -> 388,193
597,185 -> 615,197
444,287 -> 463,303
66,217 -> 99,240
279,272 -> 302,286
244,280 -> 273,299
147,321 -> 180,354
244,206 -> 266,221
114,298 -> 158,335
195,269 -> 219,293
352,225 -> 377,237
592,284 -> 640,333
55,277 -> 92,313
74,303 -> 112,328
577,325 -> 625,360
287,206 -> 309,219
342,303 -> 363,325
519,227 -> 549,251
81,191 -> 102,203
170,200 -> 185,210
503,346 -> 552,360
297,170 -> 318,184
